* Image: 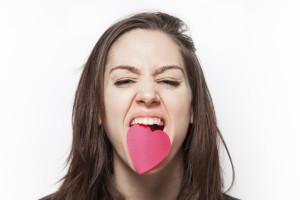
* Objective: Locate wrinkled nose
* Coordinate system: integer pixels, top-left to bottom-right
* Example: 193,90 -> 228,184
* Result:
135,80 -> 160,107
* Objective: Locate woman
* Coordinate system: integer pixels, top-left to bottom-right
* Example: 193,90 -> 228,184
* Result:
41,11 -> 238,200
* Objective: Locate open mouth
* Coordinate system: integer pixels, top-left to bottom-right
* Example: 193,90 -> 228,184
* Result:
147,124 -> 164,131
129,123 -> 165,132
129,117 -> 166,132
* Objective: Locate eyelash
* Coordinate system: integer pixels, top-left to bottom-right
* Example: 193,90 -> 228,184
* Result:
114,79 -> 135,86
159,80 -> 180,87
114,79 -> 180,87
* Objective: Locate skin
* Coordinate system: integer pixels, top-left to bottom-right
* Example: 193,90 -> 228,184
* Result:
102,29 -> 193,200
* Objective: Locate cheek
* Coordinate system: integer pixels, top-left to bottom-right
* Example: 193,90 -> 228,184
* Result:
105,88 -> 125,112
163,87 -> 192,119
103,86 -> 134,159
163,90 -> 191,161
162,87 -> 192,138
104,86 -> 133,126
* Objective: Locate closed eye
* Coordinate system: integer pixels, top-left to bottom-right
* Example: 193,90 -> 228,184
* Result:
114,79 -> 136,86
158,80 -> 180,87
114,79 -> 180,87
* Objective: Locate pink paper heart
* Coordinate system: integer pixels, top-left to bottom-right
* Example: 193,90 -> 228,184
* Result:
127,124 -> 171,174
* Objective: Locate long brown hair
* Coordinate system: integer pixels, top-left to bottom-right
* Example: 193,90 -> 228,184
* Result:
45,11 -> 235,200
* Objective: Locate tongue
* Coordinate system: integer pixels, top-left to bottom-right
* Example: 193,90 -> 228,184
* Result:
127,124 -> 171,174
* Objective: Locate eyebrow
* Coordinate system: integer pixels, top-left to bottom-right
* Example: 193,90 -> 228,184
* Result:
109,65 -> 184,76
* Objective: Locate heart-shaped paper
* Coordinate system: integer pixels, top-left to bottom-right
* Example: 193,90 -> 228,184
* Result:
127,124 -> 171,174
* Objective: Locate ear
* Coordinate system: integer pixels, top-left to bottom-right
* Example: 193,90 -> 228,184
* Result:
190,111 -> 193,124
98,115 -> 102,125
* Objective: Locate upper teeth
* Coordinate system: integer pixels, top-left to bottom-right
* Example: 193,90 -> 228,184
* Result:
131,117 -> 164,126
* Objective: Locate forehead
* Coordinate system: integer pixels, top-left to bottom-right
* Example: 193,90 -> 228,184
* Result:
105,29 -> 184,71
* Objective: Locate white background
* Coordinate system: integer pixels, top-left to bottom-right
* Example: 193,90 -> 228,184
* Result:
1,0 -> 299,199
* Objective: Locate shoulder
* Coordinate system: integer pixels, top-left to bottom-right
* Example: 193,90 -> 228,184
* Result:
39,192 -> 240,200
224,193 -> 241,200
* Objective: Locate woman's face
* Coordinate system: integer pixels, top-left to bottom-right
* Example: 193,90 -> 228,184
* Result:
103,29 -> 193,173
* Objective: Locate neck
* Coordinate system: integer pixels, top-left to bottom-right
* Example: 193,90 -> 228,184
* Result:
113,151 -> 184,200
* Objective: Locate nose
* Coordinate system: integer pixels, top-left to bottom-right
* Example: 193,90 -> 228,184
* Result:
135,79 -> 160,107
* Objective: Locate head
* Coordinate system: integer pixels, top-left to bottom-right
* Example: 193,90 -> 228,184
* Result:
103,28 -> 193,174
53,12 -> 235,200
